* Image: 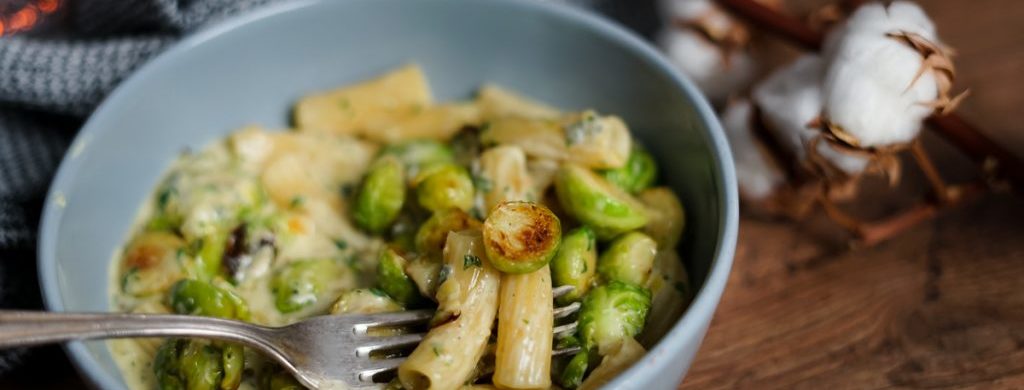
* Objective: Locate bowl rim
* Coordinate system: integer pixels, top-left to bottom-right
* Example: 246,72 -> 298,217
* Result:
37,0 -> 738,388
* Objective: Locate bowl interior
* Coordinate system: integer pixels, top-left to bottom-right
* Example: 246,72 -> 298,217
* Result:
40,0 -> 733,388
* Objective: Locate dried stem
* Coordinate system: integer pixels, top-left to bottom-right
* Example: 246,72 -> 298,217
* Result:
717,0 -> 1024,188
909,140 -> 953,204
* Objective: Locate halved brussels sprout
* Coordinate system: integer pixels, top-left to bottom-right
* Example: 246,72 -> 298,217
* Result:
550,226 -> 598,304
481,201 -> 562,274
554,164 -> 648,239
271,259 -> 345,313
415,208 -> 482,259
415,163 -> 475,212
376,248 -> 426,306
637,187 -> 685,250
577,281 -> 651,353
330,288 -> 403,315
600,146 -> 658,194
560,351 -> 591,389
353,156 -> 406,234
189,231 -> 229,280
154,339 -> 241,390
167,279 -> 250,321
597,232 -> 657,286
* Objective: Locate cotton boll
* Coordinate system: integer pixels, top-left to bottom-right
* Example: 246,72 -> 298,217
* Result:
752,55 -> 824,159
659,28 -> 756,104
821,1 -> 945,148
844,1 -> 936,40
822,35 -> 937,147
753,54 -> 870,174
720,99 -> 785,199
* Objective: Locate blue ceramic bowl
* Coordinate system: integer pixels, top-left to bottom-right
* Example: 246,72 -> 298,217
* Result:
38,0 -> 737,388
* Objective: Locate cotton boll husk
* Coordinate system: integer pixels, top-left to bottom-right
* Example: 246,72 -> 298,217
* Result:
659,28 -> 756,104
753,54 -> 870,175
823,29 -> 939,147
720,99 -> 785,199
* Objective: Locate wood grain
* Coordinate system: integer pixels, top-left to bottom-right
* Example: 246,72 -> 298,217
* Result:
680,0 -> 1024,388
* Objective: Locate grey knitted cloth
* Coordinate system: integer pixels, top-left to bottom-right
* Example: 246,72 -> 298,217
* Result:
0,0 -> 657,376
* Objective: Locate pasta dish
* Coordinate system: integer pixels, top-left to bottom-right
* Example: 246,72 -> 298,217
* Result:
110,65 -> 691,390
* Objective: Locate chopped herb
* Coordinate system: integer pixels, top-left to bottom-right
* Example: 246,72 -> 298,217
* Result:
431,344 -> 443,357
369,288 -> 389,298
289,196 -> 305,209
340,183 -> 355,197
333,239 -> 349,250
479,122 -> 492,132
156,186 -> 176,209
472,174 -> 493,193
581,262 -> 588,272
338,98 -> 351,110
463,254 -> 482,269
176,247 -> 187,260
523,319 -> 530,325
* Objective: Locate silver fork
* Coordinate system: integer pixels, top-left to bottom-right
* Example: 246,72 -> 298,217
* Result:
0,286 -> 582,389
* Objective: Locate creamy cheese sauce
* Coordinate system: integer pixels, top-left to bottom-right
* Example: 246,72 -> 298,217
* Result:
110,129 -> 382,389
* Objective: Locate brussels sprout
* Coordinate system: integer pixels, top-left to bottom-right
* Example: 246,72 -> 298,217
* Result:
120,231 -> 186,296
637,187 -> 685,250
220,344 -> 244,390
415,208 -> 481,258
184,230 -> 229,281
415,163 -> 475,212
597,232 -> 657,287
380,139 -> 455,177
481,201 -> 561,274
554,164 -> 648,239
167,279 -> 250,321
154,339 -> 240,390
376,248 -> 426,306
550,227 -> 598,304
354,156 -> 406,234
600,146 -> 658,194
560,351 -> 590,389
578,281 -> 651,353
330,288 -> 403,315
271,259 -> 344,313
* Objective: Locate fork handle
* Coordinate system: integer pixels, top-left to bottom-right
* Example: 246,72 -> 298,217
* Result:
0,310 -> 278,352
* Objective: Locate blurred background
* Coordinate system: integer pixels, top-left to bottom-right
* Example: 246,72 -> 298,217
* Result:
0,0 -> 1021,388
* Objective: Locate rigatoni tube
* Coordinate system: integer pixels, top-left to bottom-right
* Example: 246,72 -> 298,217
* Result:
398,230 -> 501,390
493,266 -> 554,389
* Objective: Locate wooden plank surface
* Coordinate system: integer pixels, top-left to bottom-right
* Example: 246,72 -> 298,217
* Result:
679,0 -> 1024,388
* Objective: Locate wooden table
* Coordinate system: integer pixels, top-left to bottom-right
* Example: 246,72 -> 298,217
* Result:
679,0 -> 1024,388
